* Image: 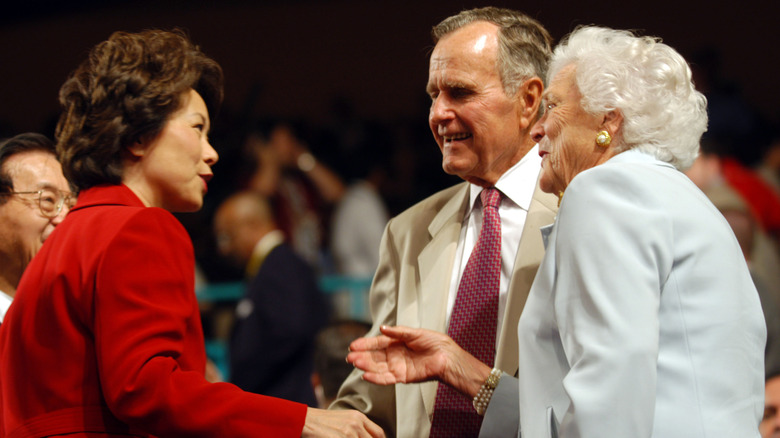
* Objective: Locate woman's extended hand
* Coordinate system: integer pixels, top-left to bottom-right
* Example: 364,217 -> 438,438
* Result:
346,325 -> 491,398
302,408 -> 385,438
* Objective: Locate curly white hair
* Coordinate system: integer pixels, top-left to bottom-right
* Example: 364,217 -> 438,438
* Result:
548,26 -> 708,170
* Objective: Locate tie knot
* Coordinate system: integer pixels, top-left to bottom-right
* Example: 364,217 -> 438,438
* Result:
481,187 -> 501,209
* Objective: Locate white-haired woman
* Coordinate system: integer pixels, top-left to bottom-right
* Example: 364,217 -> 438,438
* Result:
346,26 -> 765,437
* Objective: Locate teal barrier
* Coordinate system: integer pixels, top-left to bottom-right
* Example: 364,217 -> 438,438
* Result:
318,275 -> 373,319
196,281 -> 244,302
197,275 -> 372,304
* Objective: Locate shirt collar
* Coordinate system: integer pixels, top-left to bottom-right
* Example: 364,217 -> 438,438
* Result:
467,144 -> 542,211
245,230 -> 285,278
0,289 -> 13,323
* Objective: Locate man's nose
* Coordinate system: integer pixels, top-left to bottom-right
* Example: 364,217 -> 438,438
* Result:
429,96 -> 454,126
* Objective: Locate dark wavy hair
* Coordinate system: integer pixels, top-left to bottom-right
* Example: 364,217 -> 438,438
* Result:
55,29 -> 224,191
0,132 -> 57,202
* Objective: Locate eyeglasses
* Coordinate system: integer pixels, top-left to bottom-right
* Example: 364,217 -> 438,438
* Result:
2,188 -> 77,218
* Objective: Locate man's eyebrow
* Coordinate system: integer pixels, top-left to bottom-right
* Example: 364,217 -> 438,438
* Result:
445,78 -> 473,88
427,77 -> 475,96
30,182 -> 70,194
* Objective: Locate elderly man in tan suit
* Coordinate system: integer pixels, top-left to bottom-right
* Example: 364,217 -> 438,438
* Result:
330,7 -> 558,437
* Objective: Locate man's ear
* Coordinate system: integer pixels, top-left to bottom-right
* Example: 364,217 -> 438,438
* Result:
600,110 -> 623,137
517,77 -> 544,131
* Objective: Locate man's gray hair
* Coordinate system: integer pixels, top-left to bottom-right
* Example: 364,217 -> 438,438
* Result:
432,7 -> 553,95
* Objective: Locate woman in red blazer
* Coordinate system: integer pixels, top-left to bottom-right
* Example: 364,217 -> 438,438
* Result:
0,30 -> 382,438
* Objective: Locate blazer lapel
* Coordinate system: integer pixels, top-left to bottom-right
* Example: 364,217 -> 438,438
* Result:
417,182 -> 469,417
496,179 -> 558,373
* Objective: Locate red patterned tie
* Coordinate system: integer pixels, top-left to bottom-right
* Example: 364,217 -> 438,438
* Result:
429,187 -> 501,437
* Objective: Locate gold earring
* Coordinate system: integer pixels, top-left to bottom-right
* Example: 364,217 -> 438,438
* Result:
596,130 -> 611,147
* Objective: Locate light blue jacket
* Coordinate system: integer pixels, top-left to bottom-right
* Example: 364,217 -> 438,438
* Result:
482,150 -> 765,437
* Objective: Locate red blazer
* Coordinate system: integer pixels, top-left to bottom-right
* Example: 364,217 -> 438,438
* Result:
0,184 -> 306,437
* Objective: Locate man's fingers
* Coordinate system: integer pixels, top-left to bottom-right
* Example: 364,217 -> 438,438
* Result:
348,350 -> 393,371
379,325 -> 412,339
361,370 -> 398,385
381,325 -> 434,344
366,418 -> 386,438
349,334 -> 395,352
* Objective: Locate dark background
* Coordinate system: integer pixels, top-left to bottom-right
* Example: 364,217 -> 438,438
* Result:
1,0 -> 777,139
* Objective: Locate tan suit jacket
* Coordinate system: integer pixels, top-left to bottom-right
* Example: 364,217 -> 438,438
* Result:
331,179 -> 558,437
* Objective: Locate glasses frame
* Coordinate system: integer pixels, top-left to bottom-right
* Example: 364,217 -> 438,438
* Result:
1,188 -> 76,218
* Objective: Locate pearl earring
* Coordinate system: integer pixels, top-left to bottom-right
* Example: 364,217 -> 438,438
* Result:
596,130 -> 612,147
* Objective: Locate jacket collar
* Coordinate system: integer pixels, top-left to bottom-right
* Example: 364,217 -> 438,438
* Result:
71,184 -> 146,211
608,148 -> 675,169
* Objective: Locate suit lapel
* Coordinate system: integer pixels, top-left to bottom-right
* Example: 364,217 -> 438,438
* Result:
496,179 -> 558,373
417,182 -> 469,417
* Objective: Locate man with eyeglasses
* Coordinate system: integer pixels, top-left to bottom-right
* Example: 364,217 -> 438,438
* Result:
0,132 -> 73,322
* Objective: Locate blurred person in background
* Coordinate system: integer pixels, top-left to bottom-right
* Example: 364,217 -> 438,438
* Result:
330,131 -> 391,278
312,320 -> 371,408
214,190 -> 330,406
762,374 -> 780,438
686,137 -> 780,309
245,120 -> 345,271
0,133 -> 73,322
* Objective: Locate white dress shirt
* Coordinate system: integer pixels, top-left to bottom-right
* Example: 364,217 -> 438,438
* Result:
0,289 -> 13,323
